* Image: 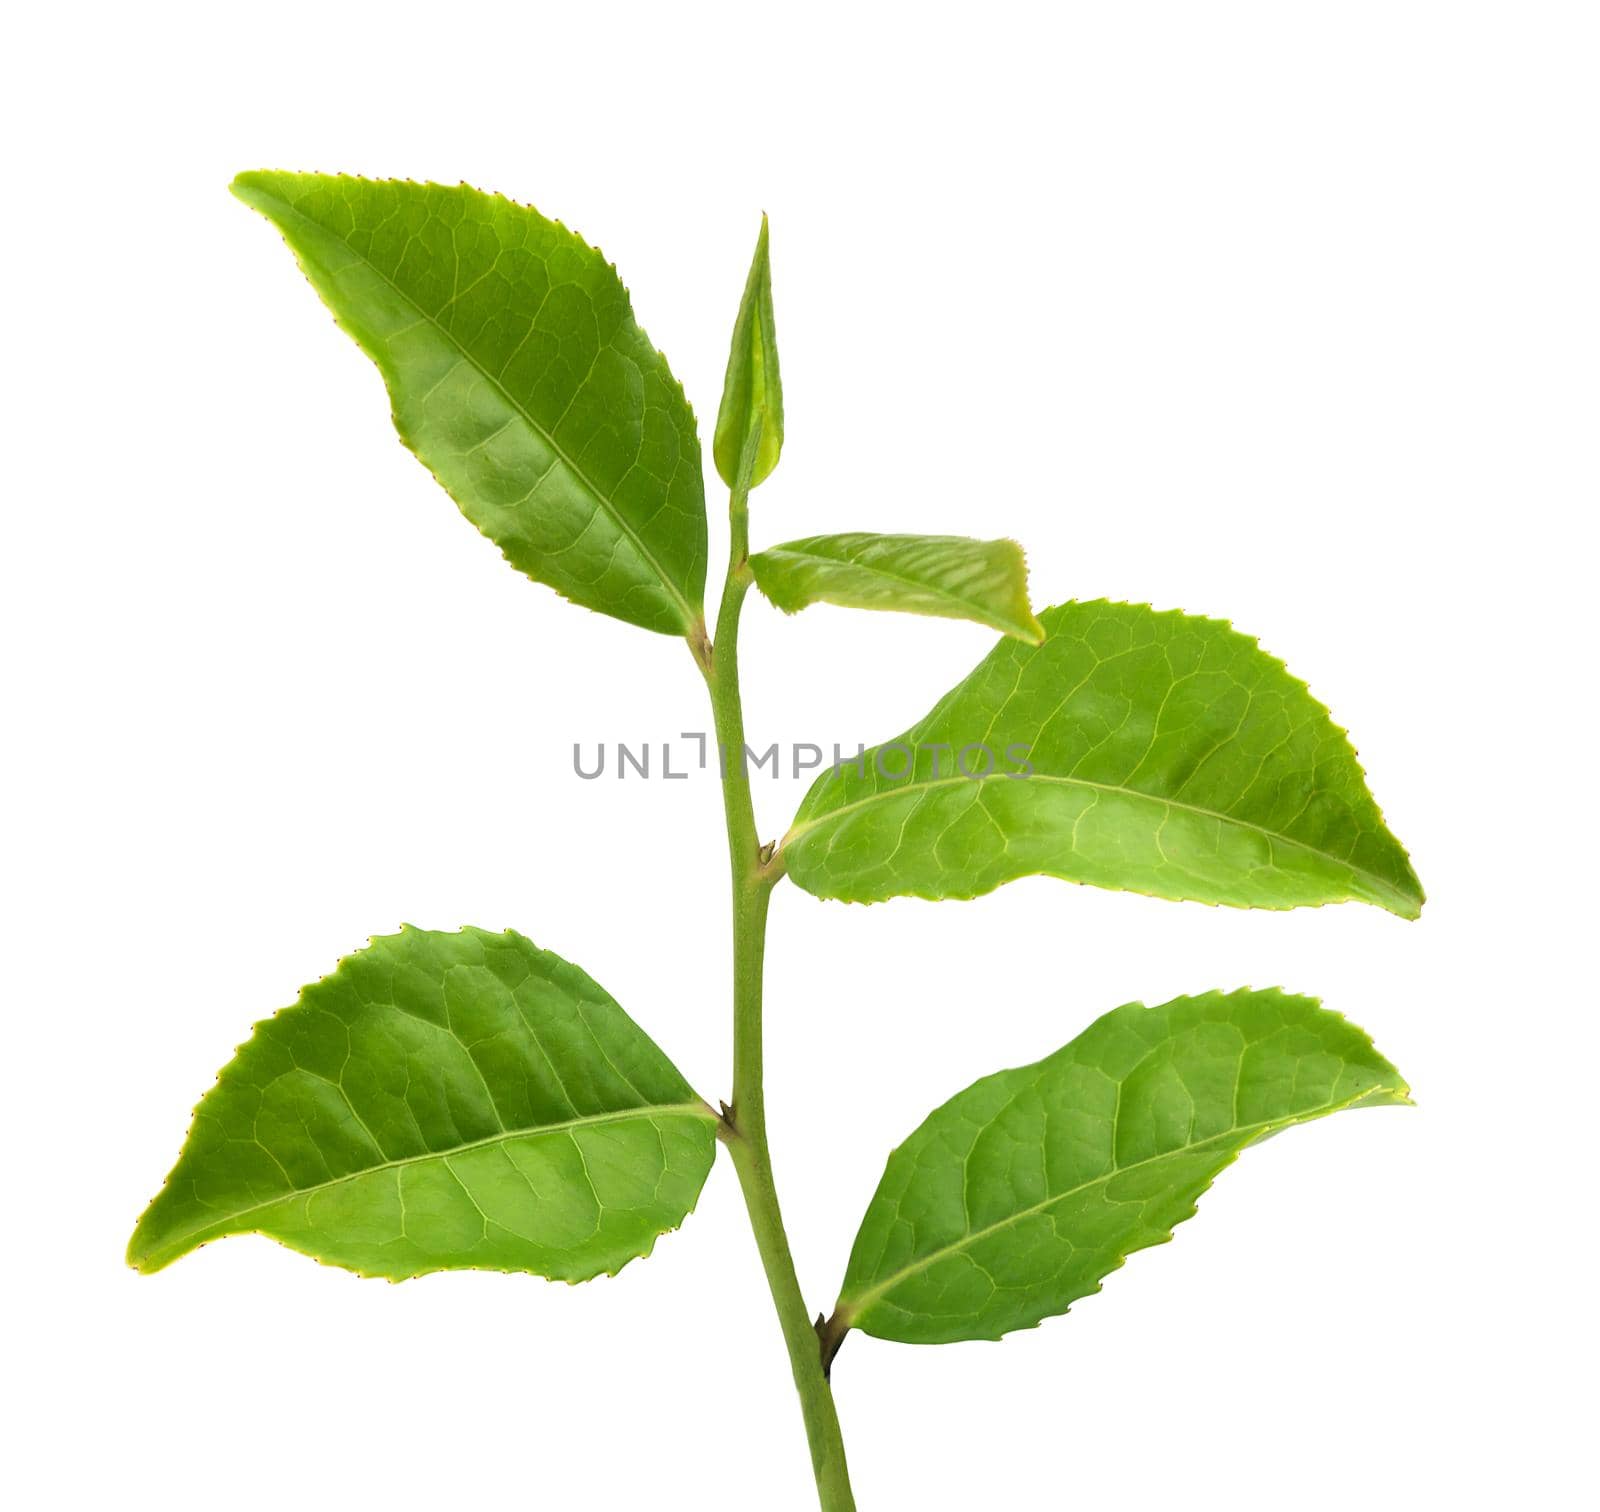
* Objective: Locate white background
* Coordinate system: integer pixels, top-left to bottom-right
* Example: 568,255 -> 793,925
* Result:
4,3 -> 1596,1507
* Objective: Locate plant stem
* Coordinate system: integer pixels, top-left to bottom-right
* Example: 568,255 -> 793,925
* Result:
696,482 -> 857,1512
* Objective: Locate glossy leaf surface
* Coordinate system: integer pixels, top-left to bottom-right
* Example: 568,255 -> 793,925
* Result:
713,214 -> 783,489
751,533 -> 1044,643
837,989 -> 1409,1344
784,600 -> 1422,916
233,173 -> 707,635
128,928 -> 718,1280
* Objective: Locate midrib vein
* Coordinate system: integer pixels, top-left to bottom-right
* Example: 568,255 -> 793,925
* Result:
785,771 -> 1408,905
266,191 -> 695,625
161,1101 -> 715,1253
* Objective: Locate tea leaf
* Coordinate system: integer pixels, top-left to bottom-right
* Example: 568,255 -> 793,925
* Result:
232,173 -> 707,635
128,927 -> 718,1280
784,600 -> 1422,916
751,533 -> 1043,642
835,989 -> 1409,1344
713,214 -> 783,490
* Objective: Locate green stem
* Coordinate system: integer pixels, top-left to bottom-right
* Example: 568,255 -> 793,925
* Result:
696,482 -> 857,1512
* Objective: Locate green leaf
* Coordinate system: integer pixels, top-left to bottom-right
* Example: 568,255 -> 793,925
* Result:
750,532 -> 1043,643
713,214 -> 783,490
835,989 -> 1409,1345
127,927 -> 718,1281
783,600 -> 1422,916
231,173 -> 707,636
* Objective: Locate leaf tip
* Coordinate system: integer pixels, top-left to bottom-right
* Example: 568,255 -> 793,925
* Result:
1378,874 -> 1426,921
123,1218 -> 168,1276
228,169 -> 279,210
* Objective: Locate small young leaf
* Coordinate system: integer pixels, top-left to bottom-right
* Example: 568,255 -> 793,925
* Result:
713,214 -> 783,490
784,600 -> 1422,916
835,989 -> 1409,1345
750,533 -> 1044,643
232,173 -> 707,636
127,928 -> 718,1281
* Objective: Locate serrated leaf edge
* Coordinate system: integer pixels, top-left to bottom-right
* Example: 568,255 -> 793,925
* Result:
781,597 -> 1424,918
837,987 -> 1411,1343
231,172 -> 707,637
126,923 -> 720,1283
749,532 -> 1045,644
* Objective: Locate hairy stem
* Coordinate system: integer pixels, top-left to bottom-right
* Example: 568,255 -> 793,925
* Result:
697,482 -> 857,1512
